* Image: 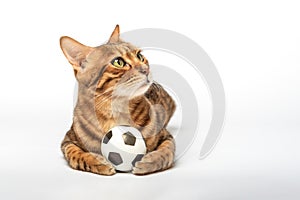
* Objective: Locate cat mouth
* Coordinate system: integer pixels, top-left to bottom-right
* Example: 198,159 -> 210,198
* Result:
146,73 -> 153,84
146,77 -> 151,83
138,79 -> 151,91
131,77 -> 152,97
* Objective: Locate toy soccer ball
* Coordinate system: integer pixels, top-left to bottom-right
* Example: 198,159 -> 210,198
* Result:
101,125 -> 147,172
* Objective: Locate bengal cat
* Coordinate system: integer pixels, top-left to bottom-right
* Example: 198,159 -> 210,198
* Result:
60,25 -> 176,175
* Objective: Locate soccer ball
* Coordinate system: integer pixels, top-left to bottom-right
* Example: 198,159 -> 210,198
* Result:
101,125 -> 147,172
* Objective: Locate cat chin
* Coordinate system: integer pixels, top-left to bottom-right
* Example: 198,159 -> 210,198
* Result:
112,81 -> 152,99
130,75 -> 153,98
130,83 -> 152,98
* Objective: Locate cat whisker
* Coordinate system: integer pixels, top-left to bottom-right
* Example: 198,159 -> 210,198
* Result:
94,88 -> 114,98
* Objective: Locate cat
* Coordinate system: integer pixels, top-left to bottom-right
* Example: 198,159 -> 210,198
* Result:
60,25 -> 176,175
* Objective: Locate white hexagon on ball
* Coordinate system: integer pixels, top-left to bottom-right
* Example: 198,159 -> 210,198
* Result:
101,125 -> 147,172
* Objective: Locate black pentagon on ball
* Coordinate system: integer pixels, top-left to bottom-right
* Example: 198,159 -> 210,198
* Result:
103,131 -> 113,144
108,152 -> 123,166
131,154 -> 144,166
122,131 -> 136,146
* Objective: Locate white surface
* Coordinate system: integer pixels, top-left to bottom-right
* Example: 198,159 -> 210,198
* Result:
0,0 -> 300,200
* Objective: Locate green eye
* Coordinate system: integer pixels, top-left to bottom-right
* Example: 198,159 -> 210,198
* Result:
137,52 -> 144,62
111,57 -> 125,68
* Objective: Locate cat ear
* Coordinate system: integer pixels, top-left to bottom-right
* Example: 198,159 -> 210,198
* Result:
108,25 -> 120,43
60,36 -> 93,72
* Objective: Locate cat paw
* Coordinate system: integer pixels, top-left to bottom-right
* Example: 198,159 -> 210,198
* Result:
90,162 -> 116,176
87,153 -> 116,176
72,152 -> 116,176
132,152 -> 161,175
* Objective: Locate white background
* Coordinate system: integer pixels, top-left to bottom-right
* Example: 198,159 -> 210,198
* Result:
0,0 -> 299,199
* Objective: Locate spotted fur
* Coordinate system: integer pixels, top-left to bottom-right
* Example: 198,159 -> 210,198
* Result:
60,25 -> 176,175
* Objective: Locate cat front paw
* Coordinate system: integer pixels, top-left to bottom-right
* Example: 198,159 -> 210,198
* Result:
78,152 -> 116,176
90,162 -> 116,176
132,151 -> 173,175
132,160 -> 156,175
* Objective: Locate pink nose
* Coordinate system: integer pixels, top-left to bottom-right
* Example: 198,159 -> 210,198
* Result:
138,65 -> 149,75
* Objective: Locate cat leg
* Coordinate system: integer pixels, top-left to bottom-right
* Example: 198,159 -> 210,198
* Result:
132,130 -> 175,175
61,132 -> 116,176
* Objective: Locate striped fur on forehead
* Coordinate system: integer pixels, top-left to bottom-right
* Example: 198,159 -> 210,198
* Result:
101,42 -> 139,56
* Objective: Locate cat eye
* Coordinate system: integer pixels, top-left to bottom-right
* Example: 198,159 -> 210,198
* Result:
111,57 -> 125,68
137,52 -> 144,62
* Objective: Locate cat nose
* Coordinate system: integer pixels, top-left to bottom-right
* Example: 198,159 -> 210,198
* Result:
138,65 -> 149,75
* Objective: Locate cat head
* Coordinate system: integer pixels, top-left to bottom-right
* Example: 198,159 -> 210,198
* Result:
60,25 -> 152,98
